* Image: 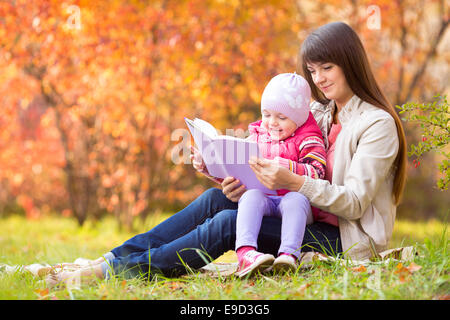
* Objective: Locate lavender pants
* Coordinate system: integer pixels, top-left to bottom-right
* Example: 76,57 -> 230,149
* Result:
236,189 -> 313,258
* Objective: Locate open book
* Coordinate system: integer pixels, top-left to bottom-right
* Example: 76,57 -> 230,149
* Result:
185,117 -> 277,195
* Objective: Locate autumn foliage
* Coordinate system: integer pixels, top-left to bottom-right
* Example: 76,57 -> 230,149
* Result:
0,0 -> 448,226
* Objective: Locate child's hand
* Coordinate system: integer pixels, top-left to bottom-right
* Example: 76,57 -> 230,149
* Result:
190,146 -> 207,173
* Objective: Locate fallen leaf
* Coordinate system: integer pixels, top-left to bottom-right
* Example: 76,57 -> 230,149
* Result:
406,262 -> 422,273
298,283 -> 312,291
351,265 -> 367,273
394,263 -> 411,283
34,288 -> 49,299
394,262 -> 408,274
168,281 -> 184,290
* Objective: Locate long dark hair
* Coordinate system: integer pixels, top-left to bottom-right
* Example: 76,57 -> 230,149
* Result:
299,22 -> 407,205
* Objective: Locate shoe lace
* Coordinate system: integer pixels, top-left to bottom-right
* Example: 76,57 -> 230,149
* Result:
244,250 -> 262,261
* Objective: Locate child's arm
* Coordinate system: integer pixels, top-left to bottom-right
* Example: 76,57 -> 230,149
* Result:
190,146 -> 224,184
275,136 -> 326,179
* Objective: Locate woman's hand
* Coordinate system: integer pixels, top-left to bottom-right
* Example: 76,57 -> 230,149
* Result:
221,177 -> 247,202
249,157 -> 305,191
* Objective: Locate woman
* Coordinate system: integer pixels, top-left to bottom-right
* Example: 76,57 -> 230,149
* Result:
47,21 -> 407,285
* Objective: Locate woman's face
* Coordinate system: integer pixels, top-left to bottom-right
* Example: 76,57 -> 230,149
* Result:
306,62 -> 353,106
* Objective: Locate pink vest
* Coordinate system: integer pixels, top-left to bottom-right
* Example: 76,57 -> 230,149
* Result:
248,112 -> 324,196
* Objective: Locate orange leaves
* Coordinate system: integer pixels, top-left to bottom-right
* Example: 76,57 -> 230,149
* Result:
34,288 -> 49,300
394,262 -> 422,275
394,262 -> 423,283
351,265 -> 367,273
1,1 -> 301,225
394,263 -> 410,283
167,281 -> 185,291
0,0 -> 444,226
348,261 -> 423,286
101,175 -> 114,189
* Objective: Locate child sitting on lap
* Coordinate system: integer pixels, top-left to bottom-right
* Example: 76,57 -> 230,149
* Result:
235,73 -> 327,277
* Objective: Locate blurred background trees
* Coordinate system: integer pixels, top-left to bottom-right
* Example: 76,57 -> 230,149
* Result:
0,0 -> 448,228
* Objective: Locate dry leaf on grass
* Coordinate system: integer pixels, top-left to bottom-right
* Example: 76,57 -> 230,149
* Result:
351,265 -> 367,273
393,262 -> 422,283
34,288 -> 49,299
298,283 -> 312,292
406,262 -> 422,273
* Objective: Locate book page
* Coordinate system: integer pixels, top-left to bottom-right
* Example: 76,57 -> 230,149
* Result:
192,118 -> 218,138
207,138 -> 277,195
185,117 -> 276,195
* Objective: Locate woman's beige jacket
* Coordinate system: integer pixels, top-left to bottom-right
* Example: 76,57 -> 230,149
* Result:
300,95 -> 399,260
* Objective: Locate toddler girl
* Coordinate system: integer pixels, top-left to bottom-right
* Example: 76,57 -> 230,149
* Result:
235,73 -> 327,277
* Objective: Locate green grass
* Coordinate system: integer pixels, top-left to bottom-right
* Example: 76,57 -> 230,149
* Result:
0,214 -> 448,300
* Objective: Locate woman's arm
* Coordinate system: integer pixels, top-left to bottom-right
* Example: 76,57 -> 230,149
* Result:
250,115 -> 399,221
249,157 -> 306,191
298,117 -> 399,220
275,136 -> 327,179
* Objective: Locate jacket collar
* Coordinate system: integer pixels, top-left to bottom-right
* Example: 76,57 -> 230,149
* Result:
335,95 -> 362,125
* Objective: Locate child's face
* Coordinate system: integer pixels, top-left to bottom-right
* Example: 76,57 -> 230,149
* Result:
261,109 -> 297,141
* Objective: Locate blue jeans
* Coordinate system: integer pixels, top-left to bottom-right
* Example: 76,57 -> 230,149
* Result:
102,188 -> 342,279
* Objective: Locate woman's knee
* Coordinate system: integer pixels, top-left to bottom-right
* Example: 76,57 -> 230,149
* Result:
214,209 -> 237,227
201,187 -> 224,200
199,187 -> 235,209
209,209 -> 238,248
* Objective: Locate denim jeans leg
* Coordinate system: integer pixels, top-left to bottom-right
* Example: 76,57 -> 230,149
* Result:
109,188 -> 237,259
109,208 -> 238,278
302,222 -> 342,255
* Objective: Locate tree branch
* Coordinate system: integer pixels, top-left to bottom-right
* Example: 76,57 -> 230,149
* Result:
404,15 -> 449,102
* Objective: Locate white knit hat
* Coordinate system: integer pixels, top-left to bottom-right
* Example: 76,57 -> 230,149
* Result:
261,73 -> 311,127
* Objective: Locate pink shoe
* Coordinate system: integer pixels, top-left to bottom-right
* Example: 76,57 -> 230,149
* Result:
235,250 -> 275,278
